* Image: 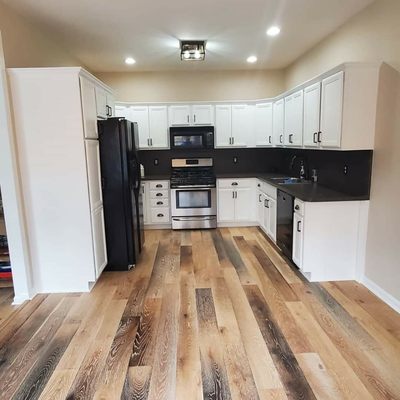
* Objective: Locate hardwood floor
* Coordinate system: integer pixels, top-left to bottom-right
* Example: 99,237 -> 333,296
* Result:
0,227 -> 399,400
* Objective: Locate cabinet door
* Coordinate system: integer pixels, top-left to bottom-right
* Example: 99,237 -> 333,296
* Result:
320,71 -> 344,148
215,105 -> 232,147
272,99 -> 284,147
95,86 -> 108,119
106,93 -> 115,117
235,187 -> 254,221
257,190 -> 264,226
80,78 -> 98,139
231,104 -> 250,147
292,213 -> 304,269
149,106 -> 169,148
130,106 -> 150,149
91,206 -> 107,277
141,183 -> 150,225
303,82 -> 321,147
85,140 -> 103,211
284,90 -> 303,147
217,188 -> 235,221
168,105 -> 191,126
192,105 -> 214,125
255,103 -> 273,146
267,197 -> 277,242
115,105 -> 130,119
262,195 -> 270,233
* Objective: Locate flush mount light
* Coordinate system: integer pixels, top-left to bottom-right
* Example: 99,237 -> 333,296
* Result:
247,55 -> 258,63
125,57 -> 136,65
267,26 -> 281,37
180,40 -> 206,61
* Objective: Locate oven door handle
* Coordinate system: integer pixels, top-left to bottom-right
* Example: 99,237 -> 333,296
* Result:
171,185 -> 216,189
172,216 -> 216,221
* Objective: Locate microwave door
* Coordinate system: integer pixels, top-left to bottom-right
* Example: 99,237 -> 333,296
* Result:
173,134 -> 203,149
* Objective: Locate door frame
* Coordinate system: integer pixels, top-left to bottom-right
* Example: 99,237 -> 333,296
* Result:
0,31 -> 33,303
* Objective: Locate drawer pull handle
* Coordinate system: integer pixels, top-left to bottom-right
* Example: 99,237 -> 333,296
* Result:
156,193 -> 163,197
157,201 -> 163,205
295,205 -> 300,211
231,182 -> 238,186
157,213 -> 164,218
156,184 -> 162,188
297,220 -> 302,232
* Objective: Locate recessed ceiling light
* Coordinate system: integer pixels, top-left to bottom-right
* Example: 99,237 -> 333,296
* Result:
125,57 -> 136,65
247,55 -> 258,64
267,26 -> 281,37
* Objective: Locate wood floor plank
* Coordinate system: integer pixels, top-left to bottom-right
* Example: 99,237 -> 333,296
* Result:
176,246 -> 202,400
196,287 -> 232,400
244,285 -> 316,400
145,241 -> 170,298
38,369 -> 77,400
122,366 -> 152,400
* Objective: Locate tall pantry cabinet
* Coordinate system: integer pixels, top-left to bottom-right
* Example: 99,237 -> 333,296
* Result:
8,67 -> 113,293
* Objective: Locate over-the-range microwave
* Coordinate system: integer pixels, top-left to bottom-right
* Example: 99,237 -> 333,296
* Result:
170,126 -> 214,150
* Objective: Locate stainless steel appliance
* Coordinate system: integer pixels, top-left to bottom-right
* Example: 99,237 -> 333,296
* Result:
170,158 -> 217,229
170,126 -> 214,150
276,190 -> 294,260
98,118 -> 144,270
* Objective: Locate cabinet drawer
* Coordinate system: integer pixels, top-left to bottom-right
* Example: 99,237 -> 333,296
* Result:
257,180 -> 277,200
150,198 -> 169,208
149,190 -> 169,199
294,198 -> 305,216
218,178 -> 254,189
149,180 -> 169,190
150,208 -> 170,224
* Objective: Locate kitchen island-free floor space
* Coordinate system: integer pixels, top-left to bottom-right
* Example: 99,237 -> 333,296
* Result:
0,228 -> 399,399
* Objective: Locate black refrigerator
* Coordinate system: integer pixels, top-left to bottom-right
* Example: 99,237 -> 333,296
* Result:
98,118 -> 144,270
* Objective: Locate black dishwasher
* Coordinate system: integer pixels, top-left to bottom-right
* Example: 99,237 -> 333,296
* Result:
277,190 -> 294,260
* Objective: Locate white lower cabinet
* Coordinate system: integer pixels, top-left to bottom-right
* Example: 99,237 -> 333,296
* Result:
142,180 -> 171,227
292,210 -> 304,269
256,180 -> 277,242
91,206 -> 107,277
217,179 -> 256,223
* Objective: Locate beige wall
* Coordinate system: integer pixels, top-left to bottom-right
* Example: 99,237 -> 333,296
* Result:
0,2 -> 81,68
285,0 -> 400,88
96,69 -> 285,102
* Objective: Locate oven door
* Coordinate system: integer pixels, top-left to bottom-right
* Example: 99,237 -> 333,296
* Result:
171,187 -> 217,217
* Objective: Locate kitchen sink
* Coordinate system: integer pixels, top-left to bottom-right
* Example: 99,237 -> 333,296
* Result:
270,177 -> 312,185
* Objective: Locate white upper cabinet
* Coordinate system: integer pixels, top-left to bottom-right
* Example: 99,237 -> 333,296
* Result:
80,77 -> 98,139
168,105 -> 191,126
106,93 -> 115,117
303,82 -> 321,147
95,86 -> 108,119
255,102 -> 273,146
320,71 -> 344,148
130,106 -> 151,148
231,104 -> 251,147
148,106 -> 169,148
284,90 -> 303,147
215,105 -> 232,147
272,99 -> 284,147
192,105 -> 214,125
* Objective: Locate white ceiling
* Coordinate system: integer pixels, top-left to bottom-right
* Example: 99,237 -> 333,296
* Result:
3,0 -> 374,72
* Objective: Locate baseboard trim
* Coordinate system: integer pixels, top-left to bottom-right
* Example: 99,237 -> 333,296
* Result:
13,293 -> 31,305
217,221 -> 258,228
360,276 -> 400,314
144,224 -> 171,230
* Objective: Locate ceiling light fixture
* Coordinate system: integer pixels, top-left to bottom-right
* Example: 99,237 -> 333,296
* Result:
180,40 -> 206,61
267,26 -> 281,37
247,55 -> 258,64
125,57 -> 136,65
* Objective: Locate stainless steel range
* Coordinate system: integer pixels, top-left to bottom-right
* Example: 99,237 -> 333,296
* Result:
170,158 -> 217,230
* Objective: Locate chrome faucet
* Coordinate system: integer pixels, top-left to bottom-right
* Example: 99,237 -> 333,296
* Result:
289,155 -> 309,180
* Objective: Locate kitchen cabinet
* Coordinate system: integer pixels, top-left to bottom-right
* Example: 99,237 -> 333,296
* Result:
148,106 -> 169,148
142,180 -> 171,227
141,183 -> 149,225
255,103 -> 273,146
266,196 -> 277,241
257,190 -> 264,226
130,106 -> 150,148
215,105 -> 232,147
303,82 -> 321,147
168,104 -> 214,126
272,99 -> 284,147
232,104 -> 253,147
217,179 -> 256,223
292,207 -> 304,269
320,71 -> 344,148
257,180 -> 277,242
8,67 -> 112,292
95,87 -> 114,119
284,90 -> 303,147
106,93 -> 115,117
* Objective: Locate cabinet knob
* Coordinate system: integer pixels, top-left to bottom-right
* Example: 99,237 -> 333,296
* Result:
157,201 -> 163,205
157,213 -> 164,218
295,205 -> 300,210
156,184 -> 162,188
156,193 -> 163,197
257,183 -> 260,187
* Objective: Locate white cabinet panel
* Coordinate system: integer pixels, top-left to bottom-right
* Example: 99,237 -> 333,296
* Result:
141,183 -> 150,225
115,105 -> 130,119
91,206 -> 107,277
320,71 -> 344,148
303,82 -> 321,147
95,86 -> 108,119
192,105 -> 214,125
85,140 -> 103,211
284,90 -> 303,147
106,93 -> 115,117
150,207 -> 170,224
255,103 -> 273,146
257,190 -> 264,226
80,78 -> 98,139
235,187 -> 254,221
169,105 -> 191,126
131,106 -> 150,149
149,106 -> 169,148
292,212 -> 304,269
266,197 -> 277,241
215,105 -> 232,147
231,104 -> 250,147
217,188 -> 235,222
272,99 -> 284,147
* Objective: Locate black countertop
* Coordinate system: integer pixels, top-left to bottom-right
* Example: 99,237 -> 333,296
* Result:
216,173 -> 369,202
141,173 -> 368,202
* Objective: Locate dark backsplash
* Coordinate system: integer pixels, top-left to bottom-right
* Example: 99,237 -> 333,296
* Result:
138,148 -> 373,197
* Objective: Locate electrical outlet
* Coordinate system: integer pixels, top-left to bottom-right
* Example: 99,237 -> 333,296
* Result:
343,165 -> 348,175
154,158 -> 159,166
233,156 -> 238,164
